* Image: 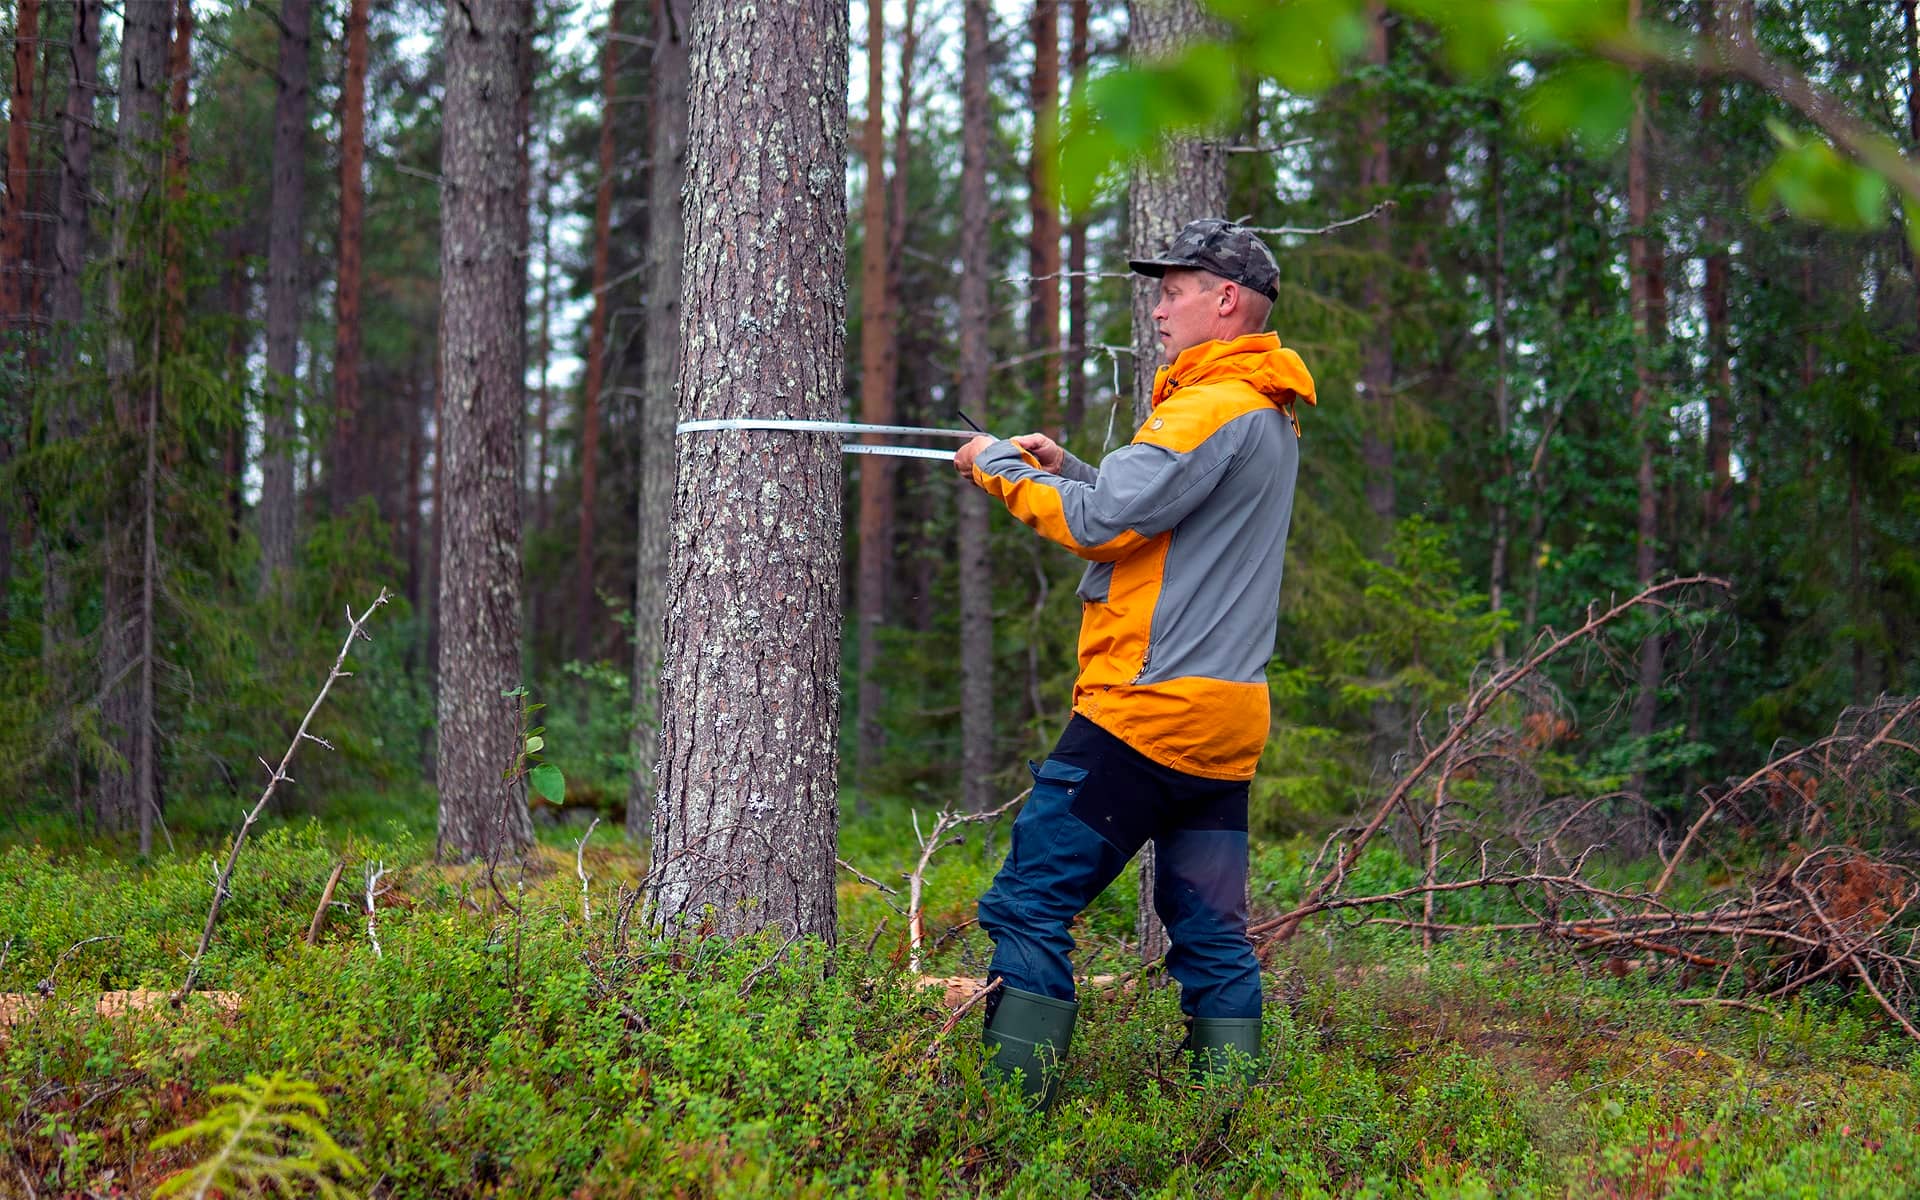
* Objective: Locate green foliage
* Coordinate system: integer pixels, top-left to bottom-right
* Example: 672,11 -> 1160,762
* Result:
150,1072 -> 365,1199
3,826 -> 1918,1196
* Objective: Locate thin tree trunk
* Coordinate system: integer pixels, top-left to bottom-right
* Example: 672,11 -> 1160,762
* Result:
576,0 -> 620,663
1487,108 -> 1511,665
1126,0 -> 1228,961
1628,0 -> 1665,787
1358,0 -> 1393,523
260,0 -> 313,591
41,0 -> 97,691
436,0 -> 532,861
647,0 -> 846,940
533,136 -> 555,536
331,0 -> 371,514
0,0 -> 40,327
1064,0 -> 1089,433
1028,0 -> 1062,436
957,0 -> 995,814
626,0 -> 688,841
852,0 -> 894,790
100,0 -> 171,839
160,0 -> 191,355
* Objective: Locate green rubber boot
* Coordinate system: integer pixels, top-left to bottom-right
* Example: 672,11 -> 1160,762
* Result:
983,986 -> 1077,1111
1188,1016 -> 1262,1082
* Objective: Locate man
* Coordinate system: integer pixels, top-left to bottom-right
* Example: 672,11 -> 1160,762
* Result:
952,218 -> 1315,1110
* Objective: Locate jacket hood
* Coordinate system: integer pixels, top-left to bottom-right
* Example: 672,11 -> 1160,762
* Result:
1150,332 -> 1317,432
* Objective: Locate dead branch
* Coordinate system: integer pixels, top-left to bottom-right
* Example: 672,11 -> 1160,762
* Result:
906,790 -> 1028,974
306,860 -> 347,946
175,590 -> 390,1004
575,818 -> 601,925
363,862 -> 391,959
1257,576 -> 1728,945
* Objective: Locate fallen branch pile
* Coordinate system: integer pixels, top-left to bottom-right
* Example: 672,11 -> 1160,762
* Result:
1249,577 -> 1920,1039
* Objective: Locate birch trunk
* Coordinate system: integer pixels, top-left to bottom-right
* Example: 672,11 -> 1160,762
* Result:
1125,0 -> 1227,962
627,0 -> 688,840
436,0 -> 532,861
647,0 -> 847,940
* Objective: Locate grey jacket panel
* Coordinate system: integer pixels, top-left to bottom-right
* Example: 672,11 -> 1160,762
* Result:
1137,407 -> 1298,686
975,434 -> 1237,555
1077,560 -> 1113,604
1059,448 -> 1100,485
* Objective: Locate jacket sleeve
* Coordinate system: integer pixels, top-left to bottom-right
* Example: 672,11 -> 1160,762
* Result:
969,424 -> 1238,561
1057,448 -> 1100,485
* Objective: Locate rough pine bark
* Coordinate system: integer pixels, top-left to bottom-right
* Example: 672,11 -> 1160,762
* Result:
958,0 -> 995,814
576,0 -> 620,663
1028,0 -> 1061,436
1125,0 -> 1227,960
259,0 -> 313,592
0,0 -> 40,327
1126,0 -> 1226,424
1064,0 -> 1089,433
853,0 -> 897,788
647,0 -> 847,939
436,0 -> 532,861
1357,0 -> 1394,523
331,0 -> 371,514
1627,0 -> 1665,777
98,0 -> 170,841
627,0 -> 688,839
49,0 -> 99,340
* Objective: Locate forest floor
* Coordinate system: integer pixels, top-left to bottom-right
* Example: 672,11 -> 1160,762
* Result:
3,792 -> 1918,1198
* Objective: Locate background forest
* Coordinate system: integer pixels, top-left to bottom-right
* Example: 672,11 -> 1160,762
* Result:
2,0 -> 1919,1195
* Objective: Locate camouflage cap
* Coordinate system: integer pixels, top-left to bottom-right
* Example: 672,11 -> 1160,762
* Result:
1128,218 -> 1280,302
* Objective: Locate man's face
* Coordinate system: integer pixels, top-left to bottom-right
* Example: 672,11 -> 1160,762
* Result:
1151,269 -> 1222,362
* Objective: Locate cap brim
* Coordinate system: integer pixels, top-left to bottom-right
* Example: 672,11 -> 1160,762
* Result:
1128,257 -> 1185,278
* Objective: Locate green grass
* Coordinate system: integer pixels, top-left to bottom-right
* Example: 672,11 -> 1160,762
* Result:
3,802 -> 1917,1197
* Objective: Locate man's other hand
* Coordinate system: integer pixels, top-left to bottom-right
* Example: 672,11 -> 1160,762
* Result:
1012,433 -> 1065,472
954,435 -> 995,482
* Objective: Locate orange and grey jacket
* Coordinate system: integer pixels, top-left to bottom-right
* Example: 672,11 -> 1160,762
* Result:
970,332 -> 1315,781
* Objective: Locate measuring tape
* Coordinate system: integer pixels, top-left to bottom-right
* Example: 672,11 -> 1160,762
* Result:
676,417 -> 994,462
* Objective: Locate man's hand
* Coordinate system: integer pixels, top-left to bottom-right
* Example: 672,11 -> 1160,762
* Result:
1012,432 -> 1065,472
953,434 -> 995,482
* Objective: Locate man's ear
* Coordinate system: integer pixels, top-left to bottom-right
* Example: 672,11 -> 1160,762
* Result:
1217,280 -> 1239,317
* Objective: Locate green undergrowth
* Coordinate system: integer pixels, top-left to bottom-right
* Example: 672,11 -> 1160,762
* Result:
3,815 -> 1918,1197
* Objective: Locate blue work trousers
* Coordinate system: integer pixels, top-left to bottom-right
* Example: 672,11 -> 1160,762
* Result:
977,715 -> 1261,1019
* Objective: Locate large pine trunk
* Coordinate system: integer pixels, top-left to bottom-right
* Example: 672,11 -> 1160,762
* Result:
627,0 -> 688,840
1028,0 -> 1061,436
646,0 -> 847,940
259,0 -> 312,591
1125,0 -> 1227,962
852,0 -> 897,789
331,0 -> 371,514
436,0 -> 532,861
576,0 -> 620,663
1,0 -> 40,328
98,0 -> 171,844
957,0 -> 995,814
